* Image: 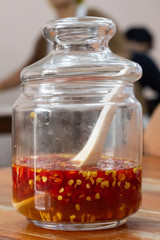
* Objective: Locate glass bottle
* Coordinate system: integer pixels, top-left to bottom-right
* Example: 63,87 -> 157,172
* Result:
12,17 -> 142,231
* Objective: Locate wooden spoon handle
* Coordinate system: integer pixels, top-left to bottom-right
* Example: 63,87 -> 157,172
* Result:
73,85 -> 124,167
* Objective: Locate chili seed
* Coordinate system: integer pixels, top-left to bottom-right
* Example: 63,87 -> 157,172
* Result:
112,180 -> 116,187
56,212 -> 62,220
86,183 -> 90,189
86,196 -> 92,201
125,181 -> 131,189
101,180 -> 109,188
91,171 -> 97,177
80,194 -> 85,199
96,178 -> 102,184
41,212 -> 51,221
105,170 -> 110,175
81,214 -> 85,223
111,170 -> 116,178
118,181 -> 121,186
87,171 -> 92,177
46,212 -> 51,221
36,175 -> 41,182
95,193 -> 100,199
40,211 -> 45,221
86,213 -> 91,222
75,204 -> 80,211
42,176 -> 47,182
133,167 -> 138,174
90,178 -> 95,185
137,177 -> 141,182
70,215 -> 76,222
30,112 -> 35,118
29,179 -> 33,186
81,172 -> 87,177
57,195 -> 63,201
68,179 -> 74,186
53,215 -> 58,222
59,187 -> 64,193
119,203 -> 126,211
76,179 -> 82,185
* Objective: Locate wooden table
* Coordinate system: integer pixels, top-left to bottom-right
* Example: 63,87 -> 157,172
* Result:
0,156 -> 160,240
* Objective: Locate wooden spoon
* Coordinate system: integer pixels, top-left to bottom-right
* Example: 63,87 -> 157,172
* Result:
73,67 -> 130,168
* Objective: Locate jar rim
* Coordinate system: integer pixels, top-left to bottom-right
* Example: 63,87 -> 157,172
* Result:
43,16 -> 116,43
44,16 -> 115,29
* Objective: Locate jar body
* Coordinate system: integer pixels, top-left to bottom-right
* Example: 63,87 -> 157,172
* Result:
12,81 -> 142,230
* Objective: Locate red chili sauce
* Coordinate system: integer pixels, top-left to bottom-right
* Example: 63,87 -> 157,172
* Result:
12,154 -> 142,223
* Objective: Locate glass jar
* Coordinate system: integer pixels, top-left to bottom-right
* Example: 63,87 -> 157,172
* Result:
12,17 -> 142,231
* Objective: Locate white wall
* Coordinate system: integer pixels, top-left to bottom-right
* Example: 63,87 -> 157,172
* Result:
0,0 -> 53,78
0,0 -> 159,80
0,0 -> 159,165
87,0 -> 160,63
0,0 -> 159,83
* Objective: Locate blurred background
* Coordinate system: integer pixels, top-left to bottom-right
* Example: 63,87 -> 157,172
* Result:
0,0 -> 159,166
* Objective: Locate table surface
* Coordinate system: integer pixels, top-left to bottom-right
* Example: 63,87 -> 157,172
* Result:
0,156 -> 160,240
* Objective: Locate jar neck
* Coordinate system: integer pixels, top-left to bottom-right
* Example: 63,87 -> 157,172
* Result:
43,17 -> 116,52
22,81 -> 134,102
55,41 -> 109,52
53,29 -> 109,52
